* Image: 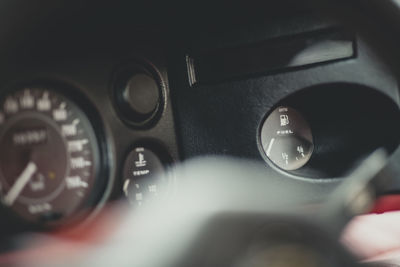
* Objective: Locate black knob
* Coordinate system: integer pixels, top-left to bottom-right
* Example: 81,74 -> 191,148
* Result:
113,63 -> 164,128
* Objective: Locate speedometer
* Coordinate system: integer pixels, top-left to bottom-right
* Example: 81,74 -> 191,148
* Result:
0,86 -> 105,226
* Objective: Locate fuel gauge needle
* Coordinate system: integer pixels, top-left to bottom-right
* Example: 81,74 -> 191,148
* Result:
4,162 -> 37,206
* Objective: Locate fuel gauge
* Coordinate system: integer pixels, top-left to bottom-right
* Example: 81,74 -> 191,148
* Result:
260,106 -> 313,171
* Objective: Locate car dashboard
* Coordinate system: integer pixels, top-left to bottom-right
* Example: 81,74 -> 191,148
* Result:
0,1 -> 400,265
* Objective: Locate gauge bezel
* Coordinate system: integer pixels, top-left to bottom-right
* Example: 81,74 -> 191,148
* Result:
257,103 -> 318,182
259,106 -> 314,172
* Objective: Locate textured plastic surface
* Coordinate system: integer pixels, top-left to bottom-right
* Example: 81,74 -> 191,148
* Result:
168,4 -> 400,181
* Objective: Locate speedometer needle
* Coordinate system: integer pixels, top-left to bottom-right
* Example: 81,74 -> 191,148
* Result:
4,162 -> 37,206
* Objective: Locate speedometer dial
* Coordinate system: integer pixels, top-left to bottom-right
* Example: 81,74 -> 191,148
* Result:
0,87 -> 104,226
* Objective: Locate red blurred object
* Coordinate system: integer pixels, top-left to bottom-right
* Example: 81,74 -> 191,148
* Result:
371,195 -> 400,214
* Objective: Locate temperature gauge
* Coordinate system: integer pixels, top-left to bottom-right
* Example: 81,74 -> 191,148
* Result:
122,146 -> 171,207
260,106 -> 313,171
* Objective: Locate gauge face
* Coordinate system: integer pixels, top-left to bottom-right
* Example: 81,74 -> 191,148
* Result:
260,106 -> 313,171
0,88 -> 102,225
122,146 -> 167,207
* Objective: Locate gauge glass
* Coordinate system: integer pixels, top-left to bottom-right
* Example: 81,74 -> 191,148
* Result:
260,106 -> 313,171
0,87 -> 101,225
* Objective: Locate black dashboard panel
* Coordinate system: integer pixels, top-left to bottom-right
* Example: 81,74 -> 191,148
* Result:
0,0 -> 399,232
0,1 -> 181,230
168,9 -> 400,180
186,29 -> 356,85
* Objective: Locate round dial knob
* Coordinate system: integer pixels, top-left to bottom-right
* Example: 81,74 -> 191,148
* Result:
121,73 -> 160,116
113,63 -> 165,128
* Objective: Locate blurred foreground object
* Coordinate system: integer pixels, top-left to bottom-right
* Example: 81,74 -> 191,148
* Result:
1,152 -> 392,267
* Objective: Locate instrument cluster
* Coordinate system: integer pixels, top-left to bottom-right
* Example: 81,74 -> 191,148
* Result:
0,59 -> 177,230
